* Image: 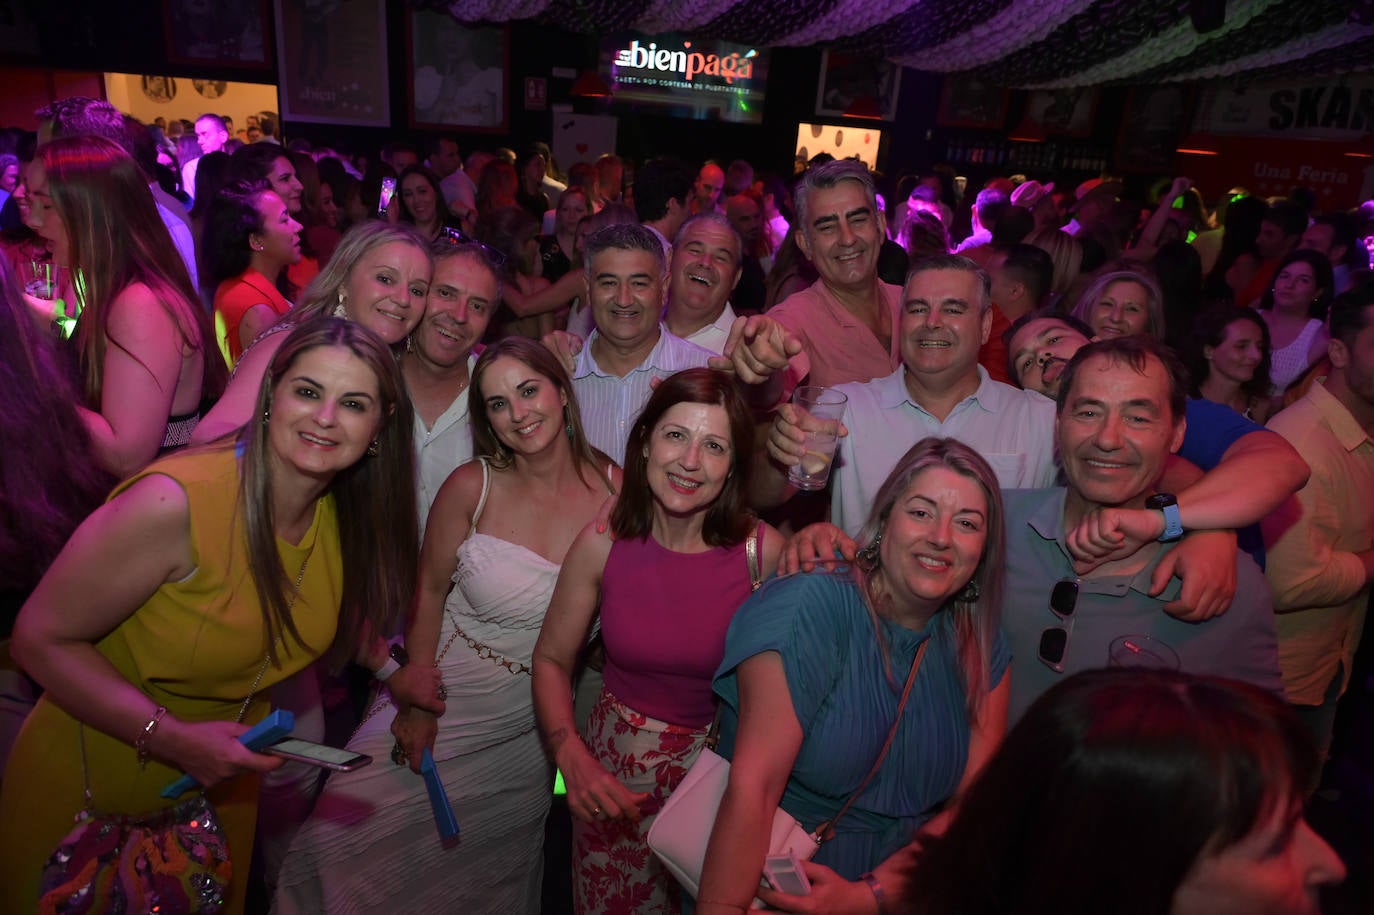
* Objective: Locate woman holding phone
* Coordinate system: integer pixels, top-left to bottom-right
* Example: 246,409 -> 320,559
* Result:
0,318 -> 420,914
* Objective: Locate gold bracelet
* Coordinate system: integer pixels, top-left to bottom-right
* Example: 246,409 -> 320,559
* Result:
135,705 -> 168,769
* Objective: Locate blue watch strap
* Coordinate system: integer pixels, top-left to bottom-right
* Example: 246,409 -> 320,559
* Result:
1157,501 -> 1184,541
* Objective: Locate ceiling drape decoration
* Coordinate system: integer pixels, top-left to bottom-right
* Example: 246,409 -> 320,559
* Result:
437,0 -> 1374,86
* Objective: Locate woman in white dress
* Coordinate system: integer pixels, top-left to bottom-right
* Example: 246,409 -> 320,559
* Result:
272,337 -> 619,914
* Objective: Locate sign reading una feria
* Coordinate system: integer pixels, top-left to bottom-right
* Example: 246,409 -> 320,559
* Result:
1195,77 -> 1374,140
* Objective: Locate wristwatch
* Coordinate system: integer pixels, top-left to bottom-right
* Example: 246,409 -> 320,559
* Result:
1145,493 -> 1184,542
373,644 -> 409,682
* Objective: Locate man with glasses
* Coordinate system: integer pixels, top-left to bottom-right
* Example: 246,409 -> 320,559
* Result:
1000,336 -> 1283,723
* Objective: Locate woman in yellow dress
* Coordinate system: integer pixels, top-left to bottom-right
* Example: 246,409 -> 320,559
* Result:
0,317 -> 427,914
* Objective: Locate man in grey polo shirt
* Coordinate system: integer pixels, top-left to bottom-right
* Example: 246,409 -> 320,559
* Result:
1001,336 -> 1282,723
761,254 -> 1057,534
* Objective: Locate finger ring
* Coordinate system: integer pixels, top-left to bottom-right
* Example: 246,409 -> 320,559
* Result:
592,806 -> 602,817
391,742 -> 408,766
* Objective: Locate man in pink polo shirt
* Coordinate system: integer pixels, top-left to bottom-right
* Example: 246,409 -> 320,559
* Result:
769,159 -> 903,388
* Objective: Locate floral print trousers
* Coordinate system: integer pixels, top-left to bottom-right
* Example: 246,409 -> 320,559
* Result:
572,688 -> 707,915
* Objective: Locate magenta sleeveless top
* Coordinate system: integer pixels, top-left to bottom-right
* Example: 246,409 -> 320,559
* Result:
599,534 -> 754,728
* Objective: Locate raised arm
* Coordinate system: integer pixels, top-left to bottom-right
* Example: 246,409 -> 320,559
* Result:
192,327 -> 286,443
1068,428 -> 1309,570
12,474 -> 282,786
501,269 -> 584,319
531,523 -> 649,821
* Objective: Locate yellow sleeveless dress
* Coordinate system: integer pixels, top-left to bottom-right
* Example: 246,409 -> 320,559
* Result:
0,447 -> 341,914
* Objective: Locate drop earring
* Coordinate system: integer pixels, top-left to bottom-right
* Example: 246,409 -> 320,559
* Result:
333,289 -> 347,318
856,534 -> 882,572
367,440 -> 380,457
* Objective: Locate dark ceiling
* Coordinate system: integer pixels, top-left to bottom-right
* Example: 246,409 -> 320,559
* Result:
437,0 -> 1374,88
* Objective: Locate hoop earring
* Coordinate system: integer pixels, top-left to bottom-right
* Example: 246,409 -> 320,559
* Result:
856,534 -> 881,573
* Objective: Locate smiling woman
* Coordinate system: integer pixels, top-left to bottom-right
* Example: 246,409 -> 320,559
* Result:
695,437 -> 1008,915
193,221 -> 433,443
1069,267 -> 1164,342
0,317 -> 418,915
275,337 -> 613,914
532,368 -> 783,914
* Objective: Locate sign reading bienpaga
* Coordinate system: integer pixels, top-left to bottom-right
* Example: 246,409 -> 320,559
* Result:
600,32 -> 769,125
1194,76 -> 1374,141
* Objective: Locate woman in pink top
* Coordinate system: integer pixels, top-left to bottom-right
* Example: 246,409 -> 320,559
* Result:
533,368 -> 783,914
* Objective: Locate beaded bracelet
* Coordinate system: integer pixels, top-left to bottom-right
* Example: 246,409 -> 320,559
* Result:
135,706 -> 168,769
860,871 -> 886,912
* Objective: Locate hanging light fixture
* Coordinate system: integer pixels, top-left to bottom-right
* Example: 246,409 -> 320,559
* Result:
1343,134 -> 1374,158
570,69 -> 612,98
1008,114 -> 1047,143
1176,132 -> 1220,155
843,95 -> 884,119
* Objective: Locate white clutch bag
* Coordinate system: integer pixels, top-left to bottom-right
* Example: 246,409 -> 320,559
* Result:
646,747 -> 820,908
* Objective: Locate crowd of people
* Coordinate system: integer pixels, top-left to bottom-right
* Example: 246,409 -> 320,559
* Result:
2,93 -> 1372,915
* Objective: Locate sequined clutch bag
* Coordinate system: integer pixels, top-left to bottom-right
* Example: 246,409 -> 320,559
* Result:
38,791 -> 232,914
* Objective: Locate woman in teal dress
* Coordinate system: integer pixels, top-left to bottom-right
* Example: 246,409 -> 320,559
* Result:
0,318 -> 427,914
696,438 -> 1011,914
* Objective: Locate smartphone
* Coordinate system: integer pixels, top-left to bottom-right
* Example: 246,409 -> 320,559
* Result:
378,176 -> 397,217
263,737 -> 373,772
762,851 -> 811,896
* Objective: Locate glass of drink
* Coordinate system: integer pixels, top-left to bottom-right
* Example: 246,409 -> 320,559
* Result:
787,386 -> 847,491
1107,635 -> 1180,670
23,260 -> 57,300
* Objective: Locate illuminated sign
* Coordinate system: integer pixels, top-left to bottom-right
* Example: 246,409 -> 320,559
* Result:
600,32 -> 769,125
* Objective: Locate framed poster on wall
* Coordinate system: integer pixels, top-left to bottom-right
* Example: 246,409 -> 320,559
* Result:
937,77 -> 1009,129
274,0 -> 389,127
1115,85 -> 1189,172
815,51 -> 901,121
1025,88 -> 1099,137
409,8 -> 509,131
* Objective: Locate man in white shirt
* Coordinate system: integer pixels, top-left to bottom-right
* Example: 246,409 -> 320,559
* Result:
569,222 -> 799,463
663,213 -> 743,354
401,244 -> 498,529
571,223 -> 715,463
762,254 -> 1057,534
182,113 -> 229,204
